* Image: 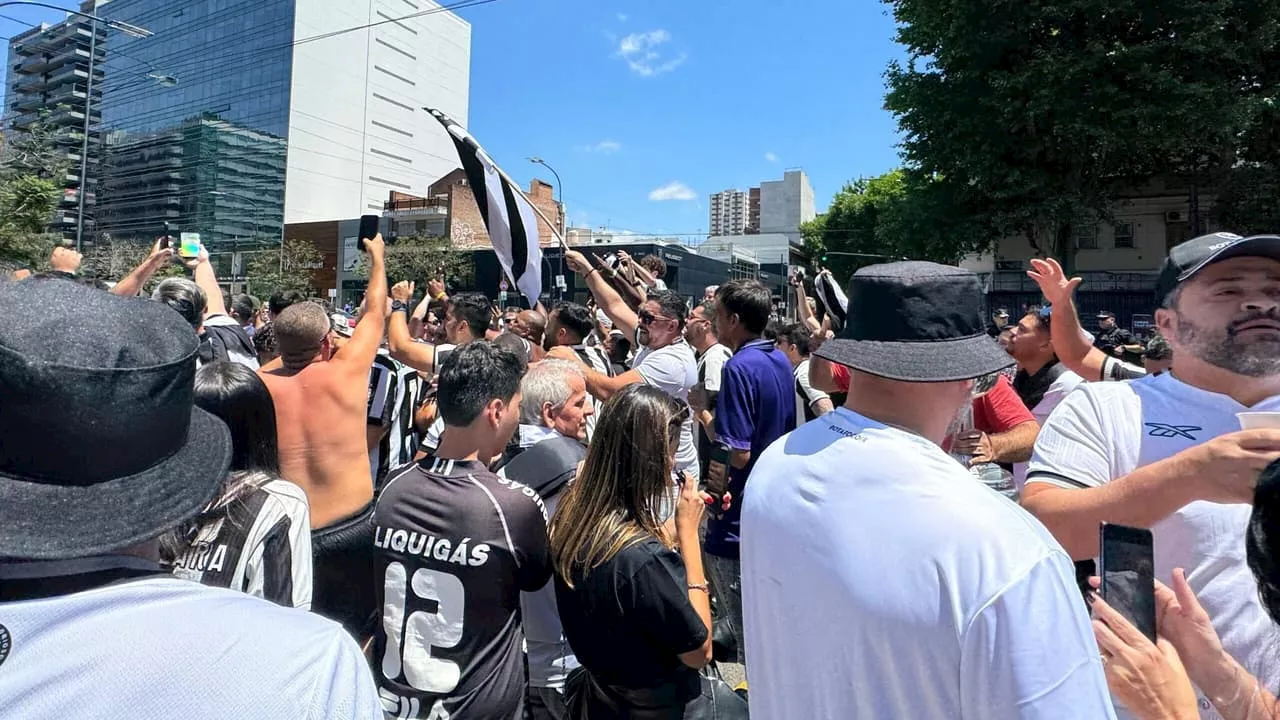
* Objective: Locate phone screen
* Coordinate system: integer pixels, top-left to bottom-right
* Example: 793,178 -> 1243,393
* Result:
1100,524 -> 1157,643
706,443 -> 731,509
178,232 -> 201,259
359,214 -> 380,245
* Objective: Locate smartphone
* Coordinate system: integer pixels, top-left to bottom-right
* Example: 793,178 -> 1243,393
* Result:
705,442 -> 731,518
358,214 -> 380,251
1099,523 -> 1157,643
160,222 -> 175,250
178,232 -> 201,259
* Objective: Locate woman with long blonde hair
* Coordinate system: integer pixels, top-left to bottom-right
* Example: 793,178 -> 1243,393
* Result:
551,383 -> 722,718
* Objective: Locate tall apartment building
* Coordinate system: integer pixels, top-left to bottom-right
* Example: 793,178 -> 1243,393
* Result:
759,169 -> 815,248
61,0 -> 470,249
709,188 -> 749,236
4,3 -> 108,241
746,187 -> 761,234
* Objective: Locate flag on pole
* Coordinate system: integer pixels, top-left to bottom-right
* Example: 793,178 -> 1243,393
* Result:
425,108 -> 542,305
814,271 -> 848,330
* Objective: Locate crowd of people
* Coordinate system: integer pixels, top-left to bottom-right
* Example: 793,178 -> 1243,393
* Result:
3,228 -> 1280,720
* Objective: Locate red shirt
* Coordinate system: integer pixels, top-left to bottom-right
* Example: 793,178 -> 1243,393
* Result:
973,375 -> 1034,434
831,363 -> 850,393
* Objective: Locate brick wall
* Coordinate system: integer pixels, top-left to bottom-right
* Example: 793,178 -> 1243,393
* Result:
440,169 -> 565,250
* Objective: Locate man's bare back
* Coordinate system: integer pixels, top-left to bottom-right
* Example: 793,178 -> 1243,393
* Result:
261,362 -> 373,528
260,236 -> 388,530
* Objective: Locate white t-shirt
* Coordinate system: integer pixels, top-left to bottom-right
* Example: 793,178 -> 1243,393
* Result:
1028,373 -> 1280,719
697,343 -> 732,394
742,407 -> 1115,720
1012,366 -> 1083,489
633,340 -> 699,473
0,576 -> 382,719
793,358 -> 830,424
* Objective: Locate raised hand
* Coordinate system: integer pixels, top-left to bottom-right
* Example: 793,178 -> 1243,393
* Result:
1027,258 -> 1083,307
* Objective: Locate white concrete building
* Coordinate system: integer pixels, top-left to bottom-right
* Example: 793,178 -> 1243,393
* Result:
286,0 -> 471,223
709,188 -> 749,236
759,169 -> 816,248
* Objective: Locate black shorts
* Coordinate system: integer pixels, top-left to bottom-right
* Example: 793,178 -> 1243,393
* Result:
311,502 -> 377,640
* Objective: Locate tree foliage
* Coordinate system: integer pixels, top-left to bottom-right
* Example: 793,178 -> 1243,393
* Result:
803,170 -> 986,280
81,236 -> 184,291
353,234 -> 474,287
246,238 -> 324,297
884,0 -> 1280,270
0,117 -> 74,272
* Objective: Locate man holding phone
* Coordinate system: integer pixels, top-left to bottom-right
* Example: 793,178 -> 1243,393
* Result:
259,232 -> 387,640
700,279 -> 795,669
1025,233 -> 1280,718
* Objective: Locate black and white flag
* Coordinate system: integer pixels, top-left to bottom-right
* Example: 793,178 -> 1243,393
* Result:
426,108 -> 542,304
814,270 -> 848,330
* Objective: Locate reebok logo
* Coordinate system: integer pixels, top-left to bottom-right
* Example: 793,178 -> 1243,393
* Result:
1146,422 -> 1202,440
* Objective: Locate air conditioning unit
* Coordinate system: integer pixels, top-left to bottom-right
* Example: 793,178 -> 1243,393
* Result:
1165,211 -> 1183,223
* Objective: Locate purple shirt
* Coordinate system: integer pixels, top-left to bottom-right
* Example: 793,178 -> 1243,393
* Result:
706,339 -> 796,559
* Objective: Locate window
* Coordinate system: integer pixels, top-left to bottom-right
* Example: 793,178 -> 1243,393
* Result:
1114,222 -> 1135,249
1074,223 -> 1099,250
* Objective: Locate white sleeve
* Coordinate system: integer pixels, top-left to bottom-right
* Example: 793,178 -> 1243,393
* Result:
308,629 -> 384,720
636,347 -> 687,395
1025,388 -> 1115,490
703,348 -> 729,393
960,552 -> 1117,720
796,364 -> 829,405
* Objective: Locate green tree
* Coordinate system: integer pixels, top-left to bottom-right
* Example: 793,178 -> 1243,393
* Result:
246,238 -> 324,297
804,170 -> 985,280
0,117 -> 73,272
883,0 -> 1280,271
353,234 -> 474,287
81,236 -> 184,291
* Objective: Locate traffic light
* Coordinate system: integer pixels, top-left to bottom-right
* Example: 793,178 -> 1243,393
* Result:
820,254 -> 828,263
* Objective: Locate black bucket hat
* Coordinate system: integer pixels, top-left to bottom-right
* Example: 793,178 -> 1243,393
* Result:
0,279 -> 231,559
814,261 -> 1013,382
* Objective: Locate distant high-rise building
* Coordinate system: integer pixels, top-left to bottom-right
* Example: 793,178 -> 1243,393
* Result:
746,187 -> 761,234
759,169 -> 815,248
27,0 -> 472,250
709,188 -> 749,236
5,3 -> 108,241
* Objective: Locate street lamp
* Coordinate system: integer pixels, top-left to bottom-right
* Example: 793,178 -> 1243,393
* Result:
527,156 -> 564,298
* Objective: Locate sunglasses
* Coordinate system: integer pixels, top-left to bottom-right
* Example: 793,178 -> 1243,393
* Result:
638,309 -> 673,325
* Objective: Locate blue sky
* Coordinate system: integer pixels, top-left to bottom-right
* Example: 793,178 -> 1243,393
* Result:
0,0 -> 907,237
459,0 -> 906,237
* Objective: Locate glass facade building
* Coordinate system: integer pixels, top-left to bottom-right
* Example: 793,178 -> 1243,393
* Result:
93,0 -> 294,251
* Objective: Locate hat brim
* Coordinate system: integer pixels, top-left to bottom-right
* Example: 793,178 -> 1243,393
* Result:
1180,235 -> 1280,283
814,334 -> 1014,383
0,406 -> 232,560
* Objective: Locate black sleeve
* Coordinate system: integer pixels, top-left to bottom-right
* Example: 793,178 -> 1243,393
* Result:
509,492 -> 553,592
367,364 -> 396,427
625,549 -> 708,658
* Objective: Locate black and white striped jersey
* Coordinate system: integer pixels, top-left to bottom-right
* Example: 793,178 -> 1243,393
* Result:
372,457 -> 552,720
369,350 -> 425,488
171,475 -> 312,609
568,343 -> 612,440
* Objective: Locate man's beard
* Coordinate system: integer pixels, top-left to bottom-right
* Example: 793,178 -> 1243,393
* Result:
1175,309 -> 1280,378
636,326 -> 652,348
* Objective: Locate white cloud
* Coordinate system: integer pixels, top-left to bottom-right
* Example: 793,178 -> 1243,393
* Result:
617,12 -> 628,21
618,29 -> 687,77
764,151 -> 779,163
649,181 -> 696,202
578,139 -> 622,154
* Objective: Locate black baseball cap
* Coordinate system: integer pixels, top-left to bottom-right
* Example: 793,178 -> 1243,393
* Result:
1157,233 -> 1280,304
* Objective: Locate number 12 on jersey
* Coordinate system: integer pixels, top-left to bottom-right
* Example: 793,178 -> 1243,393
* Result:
382,562 -> 466,694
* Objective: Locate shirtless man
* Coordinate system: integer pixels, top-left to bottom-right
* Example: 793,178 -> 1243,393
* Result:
260,233 -> 387,638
